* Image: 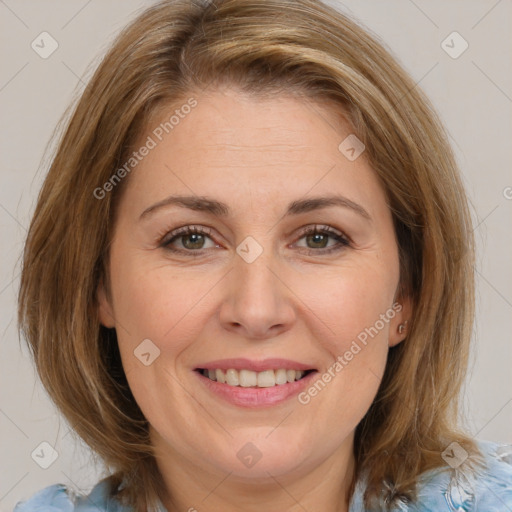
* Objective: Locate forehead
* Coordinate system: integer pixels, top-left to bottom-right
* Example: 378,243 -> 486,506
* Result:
120,88 -> 386,220
175,88 -> 349,152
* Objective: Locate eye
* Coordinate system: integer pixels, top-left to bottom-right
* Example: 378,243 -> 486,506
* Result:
160,224 -> 350,256
294,225 -> 350,254
161,225 -> 217,254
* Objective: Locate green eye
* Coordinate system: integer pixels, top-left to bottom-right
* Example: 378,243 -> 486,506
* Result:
161,224 -> 350,257
295,225 -> 350,254
162,226 -> 216,254
306,231 -> 331,248
180,232 -> 207,250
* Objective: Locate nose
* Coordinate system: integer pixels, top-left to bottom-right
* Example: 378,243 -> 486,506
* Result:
218,248 -> 296,340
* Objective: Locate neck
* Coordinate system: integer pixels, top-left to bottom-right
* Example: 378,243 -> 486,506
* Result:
154,433 -> 356,512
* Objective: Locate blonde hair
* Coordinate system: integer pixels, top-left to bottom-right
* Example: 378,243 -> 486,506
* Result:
18,0 -> 480,510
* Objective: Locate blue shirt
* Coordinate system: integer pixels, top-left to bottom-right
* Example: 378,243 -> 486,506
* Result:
13,440 -> 512,511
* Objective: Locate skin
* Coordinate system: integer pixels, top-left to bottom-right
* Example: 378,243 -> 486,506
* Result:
98,86 -> 411,512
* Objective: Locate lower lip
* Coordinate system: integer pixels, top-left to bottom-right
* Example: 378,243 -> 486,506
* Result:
195,370 -> 319,408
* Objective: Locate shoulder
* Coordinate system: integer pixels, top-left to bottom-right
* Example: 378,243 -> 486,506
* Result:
413,439 -> 512,511
13,484 -> 74,512
349,439 -> 512,511
13,478 -> 132,512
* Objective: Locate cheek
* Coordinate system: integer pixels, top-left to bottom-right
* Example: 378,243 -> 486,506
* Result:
108,260 -> 216,423
292,260 -> 398,412
108,253 -> 218,373
297,259 -> 398,351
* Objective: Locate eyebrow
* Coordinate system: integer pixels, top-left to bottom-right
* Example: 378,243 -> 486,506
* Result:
139,194 -> 371,222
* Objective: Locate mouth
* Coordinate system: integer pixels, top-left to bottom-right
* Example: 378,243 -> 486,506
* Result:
193,358 -> 319,407
193,359 -> 319,408
194,368 -> 317,388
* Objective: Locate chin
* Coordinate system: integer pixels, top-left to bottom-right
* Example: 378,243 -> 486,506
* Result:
203,430 -> 318,480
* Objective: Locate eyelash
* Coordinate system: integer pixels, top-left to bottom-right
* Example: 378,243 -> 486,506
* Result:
159,224 -> 350,257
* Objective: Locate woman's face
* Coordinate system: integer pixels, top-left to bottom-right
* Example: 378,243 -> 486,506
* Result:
99,87 -> 410,483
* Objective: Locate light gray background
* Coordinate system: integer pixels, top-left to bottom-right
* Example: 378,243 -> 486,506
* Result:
1,0 -> 511,509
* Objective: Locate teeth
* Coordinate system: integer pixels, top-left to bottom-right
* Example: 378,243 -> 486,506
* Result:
201,368 -> 310,387
275,368 -> 288,385
239,369 -> 257,387
257,370 -> 275,387
226,369 -> 239,386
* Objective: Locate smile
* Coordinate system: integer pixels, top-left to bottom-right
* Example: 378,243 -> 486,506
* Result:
197,368 -> 314,387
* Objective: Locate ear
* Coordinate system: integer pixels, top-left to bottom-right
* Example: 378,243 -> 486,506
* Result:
388,294 -> 412,348
97,278 -> 116,328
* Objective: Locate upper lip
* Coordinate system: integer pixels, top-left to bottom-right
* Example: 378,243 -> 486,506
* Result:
195,358 -> 316,372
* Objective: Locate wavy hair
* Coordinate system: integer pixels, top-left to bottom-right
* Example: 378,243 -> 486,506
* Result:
18,0 -> 480,510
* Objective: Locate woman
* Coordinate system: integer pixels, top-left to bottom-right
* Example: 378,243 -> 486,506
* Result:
15,0 -> 512,511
